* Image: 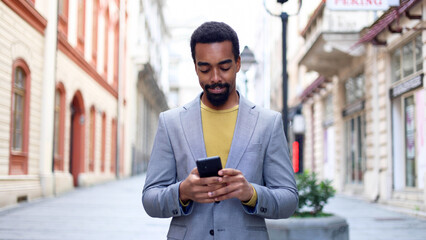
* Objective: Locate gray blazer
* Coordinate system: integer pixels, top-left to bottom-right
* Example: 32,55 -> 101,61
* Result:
142,94 -> 298,240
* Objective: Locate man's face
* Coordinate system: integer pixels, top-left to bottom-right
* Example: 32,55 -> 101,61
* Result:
194,41 -> 240,109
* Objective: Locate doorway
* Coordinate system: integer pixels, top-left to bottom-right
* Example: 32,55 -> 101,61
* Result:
69,91 -> 85,186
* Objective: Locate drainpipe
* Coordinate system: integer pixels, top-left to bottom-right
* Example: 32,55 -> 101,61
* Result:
40,0 -> 59,196
115,0 -> 125,178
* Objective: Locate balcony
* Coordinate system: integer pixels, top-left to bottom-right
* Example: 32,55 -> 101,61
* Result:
298,2 -> 375,77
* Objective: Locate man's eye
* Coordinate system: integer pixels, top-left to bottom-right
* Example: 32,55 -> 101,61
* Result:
221,67 -> 230,71
200,69 -> 209,73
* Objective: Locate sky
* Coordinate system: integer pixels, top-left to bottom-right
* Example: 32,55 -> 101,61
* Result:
163,0 -> 267,49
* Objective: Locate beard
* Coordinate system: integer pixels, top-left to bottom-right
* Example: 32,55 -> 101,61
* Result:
204,83 -> 231,107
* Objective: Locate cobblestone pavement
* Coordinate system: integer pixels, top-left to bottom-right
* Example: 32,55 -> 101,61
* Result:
1,174 -> 426,240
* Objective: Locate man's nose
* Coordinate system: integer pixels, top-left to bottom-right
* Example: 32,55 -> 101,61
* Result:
211,68 -> 221,82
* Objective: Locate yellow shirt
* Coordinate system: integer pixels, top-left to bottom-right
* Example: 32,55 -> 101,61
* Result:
201,101 -> 257,207
201,101 -> 238,167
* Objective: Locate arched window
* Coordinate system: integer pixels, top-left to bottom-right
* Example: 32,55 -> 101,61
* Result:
10,59 -> 31,175
53,82 -> 66,171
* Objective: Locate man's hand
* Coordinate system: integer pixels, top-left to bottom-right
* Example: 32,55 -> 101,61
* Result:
207,168 -> 254,202
179,168 -> 224,203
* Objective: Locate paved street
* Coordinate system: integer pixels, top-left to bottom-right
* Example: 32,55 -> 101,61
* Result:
324,195 -> 426,240
0,175 -> 170,240
1,174 -> 426,240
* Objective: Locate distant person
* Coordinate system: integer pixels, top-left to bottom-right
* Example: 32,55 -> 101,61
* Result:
142,21 -> 298,240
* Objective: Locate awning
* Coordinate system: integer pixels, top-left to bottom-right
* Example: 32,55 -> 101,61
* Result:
300,76 -> 331,102
353,0 -> 422,47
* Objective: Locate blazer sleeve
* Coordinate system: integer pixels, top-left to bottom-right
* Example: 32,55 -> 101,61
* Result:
242,113 -> 298,219
142,112 -> 192,218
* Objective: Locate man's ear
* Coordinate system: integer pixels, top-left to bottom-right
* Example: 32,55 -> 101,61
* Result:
194,62 -> 198,75
236,56 -> 241,72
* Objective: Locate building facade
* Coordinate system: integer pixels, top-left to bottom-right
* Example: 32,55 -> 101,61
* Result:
0,0 -> 169,208
126,0 -> 169,175
289,0 -> 426,213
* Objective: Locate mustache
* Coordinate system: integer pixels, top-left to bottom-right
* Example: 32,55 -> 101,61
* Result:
205,83 -> 230,90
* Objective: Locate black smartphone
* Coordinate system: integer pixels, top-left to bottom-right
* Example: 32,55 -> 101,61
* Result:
196,156 -> 223,178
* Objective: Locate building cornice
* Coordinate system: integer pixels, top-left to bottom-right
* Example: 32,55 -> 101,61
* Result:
57,34 -> 118,99
2,0 -> 47,35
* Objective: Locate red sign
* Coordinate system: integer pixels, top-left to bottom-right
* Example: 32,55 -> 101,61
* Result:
292,141 -> 299,173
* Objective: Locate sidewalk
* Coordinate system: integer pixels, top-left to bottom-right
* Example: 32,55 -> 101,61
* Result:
0,174 -> 170,240
324,195 -> 426,240
1,174 -> 426,240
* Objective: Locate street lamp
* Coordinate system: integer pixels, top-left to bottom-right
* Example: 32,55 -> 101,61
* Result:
264,0 -> 301,137
240,46 -> 257,97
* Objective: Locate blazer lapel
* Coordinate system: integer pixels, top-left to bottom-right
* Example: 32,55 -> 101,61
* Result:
180,95 -> 207,162
226,96 -> 258,169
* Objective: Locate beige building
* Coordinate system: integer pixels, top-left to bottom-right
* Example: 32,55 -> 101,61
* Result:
0,0 -> 169,208
288,0 -> 426,214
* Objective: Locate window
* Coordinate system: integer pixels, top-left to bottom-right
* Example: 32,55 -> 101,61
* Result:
12,68 -> 25,152
391,35 -> 423,83
323,94 -> 333,125
58,0 -> 69,36
344,73 -> 366,185
77,0 -> 86,52
89,106 -> 96,172
113,23 -> 119,88
404,95 -> 416,187
345,74 -> 364,105
111,118 -> 117,173
345,115 -> 366,184
104,9 -> 109,77
92,0 -> 99,65
10,60 -> 31,175
101,112 -> 106,172
53,83 -> 66,171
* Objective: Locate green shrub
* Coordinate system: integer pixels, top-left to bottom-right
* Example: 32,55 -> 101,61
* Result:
294,171 -> 336,217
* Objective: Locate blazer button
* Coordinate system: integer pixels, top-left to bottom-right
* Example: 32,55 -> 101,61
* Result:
209,229 -> 214,236
172,209 -> 178,215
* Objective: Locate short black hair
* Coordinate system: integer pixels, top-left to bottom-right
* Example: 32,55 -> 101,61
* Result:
190,21 -> 240,63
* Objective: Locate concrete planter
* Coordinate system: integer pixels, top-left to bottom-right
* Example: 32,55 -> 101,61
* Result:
266,215 -> 349,240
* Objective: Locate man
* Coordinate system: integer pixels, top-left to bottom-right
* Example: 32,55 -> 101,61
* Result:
142,21 -> 298,240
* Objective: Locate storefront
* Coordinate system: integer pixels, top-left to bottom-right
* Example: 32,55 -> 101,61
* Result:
357,0 -> 426,210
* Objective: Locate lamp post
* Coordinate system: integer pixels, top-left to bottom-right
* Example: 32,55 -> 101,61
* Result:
240,46 -> 257,97
280,11 -> 289,137
264,0 -> 301,137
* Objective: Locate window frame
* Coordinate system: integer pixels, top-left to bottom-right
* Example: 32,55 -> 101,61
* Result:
58,0 -> 69,37
344,113 -> 366,185
110,118 -> 117,173
9,59 -> 31,175
391,34 -> 423,84
77,0 -> 86,53
103,8 -> 110,78
89,106 -> 96,172
403,93 -> 417,188
53,82 -> 66,171
92,0 -> 99,65
101,112 -> 106,172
